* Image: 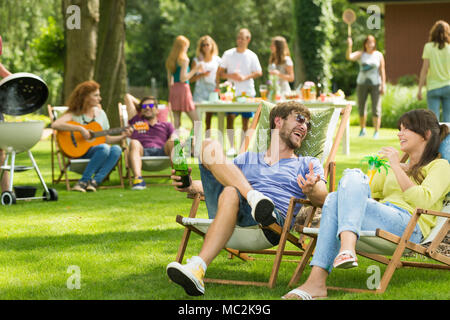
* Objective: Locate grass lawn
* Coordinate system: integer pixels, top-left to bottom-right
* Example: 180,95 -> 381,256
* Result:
0,113 -> 449,300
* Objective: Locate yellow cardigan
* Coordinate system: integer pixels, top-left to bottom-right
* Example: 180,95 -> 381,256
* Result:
371,159 -> 450,239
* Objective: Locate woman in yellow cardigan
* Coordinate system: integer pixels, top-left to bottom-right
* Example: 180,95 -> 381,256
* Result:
283,109 -> 450,300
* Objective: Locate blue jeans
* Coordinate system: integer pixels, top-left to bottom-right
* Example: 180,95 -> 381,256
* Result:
80,144 -> 122,184
310,168 -> 423,273
427,85 -> 450,122
199,163 -> 284,245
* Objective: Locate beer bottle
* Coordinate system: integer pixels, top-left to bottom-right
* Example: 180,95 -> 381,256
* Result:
172,138 -> 191,188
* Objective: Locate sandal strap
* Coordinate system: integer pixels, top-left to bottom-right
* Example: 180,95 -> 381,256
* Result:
336,250 -> 356,259
287,289 -> 313,300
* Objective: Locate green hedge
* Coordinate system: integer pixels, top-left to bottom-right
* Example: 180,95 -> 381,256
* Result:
293,0 -> 334,89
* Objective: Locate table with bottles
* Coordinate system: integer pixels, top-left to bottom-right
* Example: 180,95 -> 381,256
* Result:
195,98 -> 355,155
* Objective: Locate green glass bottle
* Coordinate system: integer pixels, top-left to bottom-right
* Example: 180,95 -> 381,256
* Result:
172,138 -> 191,188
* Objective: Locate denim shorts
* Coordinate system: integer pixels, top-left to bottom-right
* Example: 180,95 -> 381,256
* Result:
143,147 -> 166,157
226,112 -> 254,118
199,163 -> 283,245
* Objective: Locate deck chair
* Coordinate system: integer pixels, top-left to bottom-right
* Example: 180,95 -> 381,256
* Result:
289,125 -> 450,293
118,103 -> 171,186
174,100 -> 352,288
48,105 -> 125,191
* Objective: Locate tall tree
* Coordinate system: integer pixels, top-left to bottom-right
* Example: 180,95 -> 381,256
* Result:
94,0 -> 127,127
62,0 -> 99,103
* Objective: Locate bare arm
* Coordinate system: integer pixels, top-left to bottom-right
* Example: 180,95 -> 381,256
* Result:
346,37 -> 362,61
269,64 -> 294,83
379,147 -> 416,192
0,63 -> 11,78
179,59 -> 201,83
124,93 -> 139,119
379,53 -> 386,94
417,58 -> 429,101
51,112 -> 92,140
216,66 -> 226,88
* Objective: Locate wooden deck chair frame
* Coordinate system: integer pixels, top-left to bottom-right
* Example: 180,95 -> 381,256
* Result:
289,144 -> 450,293
174,102 -> 352,288
48,105 -> 125,191
291,199 -> 450,294
118,103 -> 172,187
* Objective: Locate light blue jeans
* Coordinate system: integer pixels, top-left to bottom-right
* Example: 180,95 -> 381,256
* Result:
80,144 -> 122,184
427,85 -> 450,122
310,169 -> 423,273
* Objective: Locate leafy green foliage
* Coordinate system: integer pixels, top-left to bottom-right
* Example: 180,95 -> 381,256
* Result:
293,0 -> 334,89
125,0 -> 294,99
31,16 -> 65,71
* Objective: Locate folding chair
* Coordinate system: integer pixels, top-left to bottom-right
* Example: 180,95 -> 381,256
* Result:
174,101 -> 352,288
48,105 -> 125,191
289,124 -> 450,293
118,103 -> 171,186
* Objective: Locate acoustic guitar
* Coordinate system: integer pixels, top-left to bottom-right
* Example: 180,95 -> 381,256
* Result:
57,120 -> 147,158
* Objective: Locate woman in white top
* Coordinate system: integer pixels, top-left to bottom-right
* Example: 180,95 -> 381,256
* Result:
347,35 -> 386,139
268,36 -> 294,97
191,35 -> 221,134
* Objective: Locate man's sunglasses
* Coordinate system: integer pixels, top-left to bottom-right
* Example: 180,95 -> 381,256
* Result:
295,114 -> 311,130
142,103 -> 156,109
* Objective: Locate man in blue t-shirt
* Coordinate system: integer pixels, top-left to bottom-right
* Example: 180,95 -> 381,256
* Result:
126,96 -> 176,190
166,101 -> 328,296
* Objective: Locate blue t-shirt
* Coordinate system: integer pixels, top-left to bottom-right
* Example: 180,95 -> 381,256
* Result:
233,152 -> 325,219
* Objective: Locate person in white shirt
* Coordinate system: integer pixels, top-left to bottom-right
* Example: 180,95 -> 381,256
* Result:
216,28 -> 262,156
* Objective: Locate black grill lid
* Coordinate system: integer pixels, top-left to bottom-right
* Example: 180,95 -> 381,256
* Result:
0,72 -> 49,116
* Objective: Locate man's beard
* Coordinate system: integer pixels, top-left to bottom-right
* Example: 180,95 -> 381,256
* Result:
280,126 -> 302,150
142,114 -> 155,121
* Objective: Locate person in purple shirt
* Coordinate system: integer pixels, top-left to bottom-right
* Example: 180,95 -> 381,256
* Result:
128,96 -> 177,190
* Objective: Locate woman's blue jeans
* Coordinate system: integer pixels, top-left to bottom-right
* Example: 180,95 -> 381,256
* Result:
80,144 -> 122,184
310,169 -> 423,273
427,85 -> 450,122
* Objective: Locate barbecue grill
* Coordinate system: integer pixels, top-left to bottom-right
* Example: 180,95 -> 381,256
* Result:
0,72 -> 57,205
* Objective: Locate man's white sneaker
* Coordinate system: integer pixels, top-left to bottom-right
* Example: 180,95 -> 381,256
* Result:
167,259 -> 205,296
247,190 -> 276,226
226,147 -> 237,157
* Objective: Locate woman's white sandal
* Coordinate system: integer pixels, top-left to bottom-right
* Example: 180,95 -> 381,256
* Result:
282,289 -> 327,300
333,250 -> 358,269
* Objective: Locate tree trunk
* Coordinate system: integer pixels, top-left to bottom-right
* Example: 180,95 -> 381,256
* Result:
94,0 -> 127,127
62,0 -> 99,103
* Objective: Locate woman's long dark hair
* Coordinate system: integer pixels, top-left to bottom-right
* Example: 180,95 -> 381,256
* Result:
429,20 -> 450,50
398,109 -> 449,183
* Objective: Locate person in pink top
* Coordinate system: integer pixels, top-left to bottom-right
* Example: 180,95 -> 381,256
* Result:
0,35 -> 12,193
128,96 -> 177,190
